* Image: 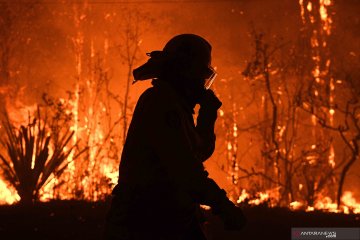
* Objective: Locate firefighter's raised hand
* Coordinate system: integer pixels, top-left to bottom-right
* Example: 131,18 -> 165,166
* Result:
198,89 -> 222,111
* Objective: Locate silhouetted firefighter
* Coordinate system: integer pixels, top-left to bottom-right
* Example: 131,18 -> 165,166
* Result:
105,34 -> 246,240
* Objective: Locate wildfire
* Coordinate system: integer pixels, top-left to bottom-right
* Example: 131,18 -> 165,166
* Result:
236,188 -> 280,208
0,81 -> 120,203
0,179 -> 19,205
0,1 -> 358,224
0,88 -> 359,214
237,189 -> 360,215
303,192 -> 360,214
341,192 -> 360,214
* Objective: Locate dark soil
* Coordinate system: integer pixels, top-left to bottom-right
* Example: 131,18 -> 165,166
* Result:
0,200 -> 358,240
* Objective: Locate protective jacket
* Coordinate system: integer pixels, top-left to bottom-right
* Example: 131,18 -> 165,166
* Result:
107,79 -> 227,235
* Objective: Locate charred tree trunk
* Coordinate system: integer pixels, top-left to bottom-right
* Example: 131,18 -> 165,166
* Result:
336,137 -> 359,208
18,189 -> 35,206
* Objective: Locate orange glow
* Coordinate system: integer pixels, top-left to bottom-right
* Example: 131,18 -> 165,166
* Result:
237,189 -> 360,215
237,188 -> 280,207
290,201 -> 304,210
329,145 -> 335,168
305,192 -> 360,214
0,1 -> 358,221
307,2 -> 312,12
341,192 -> 360,214
0,178 -> 19,205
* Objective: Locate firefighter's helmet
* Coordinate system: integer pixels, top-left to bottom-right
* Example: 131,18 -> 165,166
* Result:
133,34 -> 216,89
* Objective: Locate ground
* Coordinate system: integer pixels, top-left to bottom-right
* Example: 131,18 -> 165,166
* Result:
0,200 -> 358,240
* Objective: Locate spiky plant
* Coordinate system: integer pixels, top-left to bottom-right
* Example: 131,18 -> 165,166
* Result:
0,108 -> 80,205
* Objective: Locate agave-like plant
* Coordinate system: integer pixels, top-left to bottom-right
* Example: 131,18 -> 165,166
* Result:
0,108 -> 81,205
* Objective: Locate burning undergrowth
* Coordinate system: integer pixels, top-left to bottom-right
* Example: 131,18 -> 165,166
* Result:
0,55 -> 122,204
0,0 -> 359,218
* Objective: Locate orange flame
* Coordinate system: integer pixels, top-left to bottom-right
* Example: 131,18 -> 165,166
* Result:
0,179 -> 19,205
237,188 -> 360,214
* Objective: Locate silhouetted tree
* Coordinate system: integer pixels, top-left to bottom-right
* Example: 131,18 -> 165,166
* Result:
0,107 -> 82,205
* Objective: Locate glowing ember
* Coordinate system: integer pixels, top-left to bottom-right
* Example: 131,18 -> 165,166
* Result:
290,201 -> 304,210
237,189 -> 249,204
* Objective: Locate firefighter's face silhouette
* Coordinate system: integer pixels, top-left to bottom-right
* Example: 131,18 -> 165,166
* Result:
132,34 -> 217,105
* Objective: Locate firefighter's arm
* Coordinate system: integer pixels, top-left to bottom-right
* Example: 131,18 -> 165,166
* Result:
142,92 -> 246,230
195,90 -> 222,161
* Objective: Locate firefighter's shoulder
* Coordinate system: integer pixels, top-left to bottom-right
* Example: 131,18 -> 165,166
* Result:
139,86 -> 177,109
138,86 -> 181,127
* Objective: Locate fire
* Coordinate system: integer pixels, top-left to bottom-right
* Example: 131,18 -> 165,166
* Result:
303,192 -> 360,214
0,178 -> 19,205
290,201 -> 304,210
0,3 -> 123,204
237,189 -> 360,215
0,1 -> 358,224
341,192 -> 360,214
0,80 -> 120,203
236,188 -> 280,208
312,196 -> 339,213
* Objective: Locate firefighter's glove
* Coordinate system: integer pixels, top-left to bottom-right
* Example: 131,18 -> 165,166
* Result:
198,90 -> 222,125
199,89 -> 222,111
215,198 -> 247,231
